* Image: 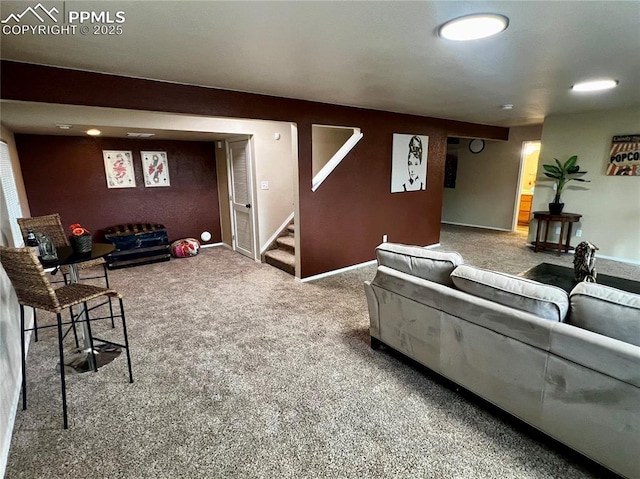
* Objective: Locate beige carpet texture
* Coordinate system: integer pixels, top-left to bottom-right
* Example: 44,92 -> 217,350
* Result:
6,225 -> 637,478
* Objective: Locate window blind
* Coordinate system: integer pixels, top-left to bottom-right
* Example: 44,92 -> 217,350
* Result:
0,140 -> 25,247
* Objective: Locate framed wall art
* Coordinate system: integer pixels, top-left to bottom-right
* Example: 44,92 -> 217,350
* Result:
141,151 -> 170,187
391,133 -> 428,193
103,150 -> 135,188
607,134 -> 640,176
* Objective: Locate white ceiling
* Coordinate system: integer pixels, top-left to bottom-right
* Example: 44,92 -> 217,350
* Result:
1,0 -> 639,133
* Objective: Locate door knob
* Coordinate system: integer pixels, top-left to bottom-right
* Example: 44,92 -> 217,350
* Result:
245,204 -> 251,208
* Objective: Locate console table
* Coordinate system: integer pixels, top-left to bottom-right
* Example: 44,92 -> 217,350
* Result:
532,211 -> 581,256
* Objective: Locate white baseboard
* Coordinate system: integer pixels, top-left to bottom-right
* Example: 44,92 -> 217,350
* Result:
597,253 -> 640,266
299,242 -> 442,283
442,221 -> 512,232
300,259 -> 377,282
525,243 -> 640,265
200,242 -> 224,249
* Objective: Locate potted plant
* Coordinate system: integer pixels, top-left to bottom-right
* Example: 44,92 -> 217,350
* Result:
542,155 -> 589,214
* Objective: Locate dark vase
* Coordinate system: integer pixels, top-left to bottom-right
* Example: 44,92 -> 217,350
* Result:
70,234 -> 92,254
548,202 -> 564,215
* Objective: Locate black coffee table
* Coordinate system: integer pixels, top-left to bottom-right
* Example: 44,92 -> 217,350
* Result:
521,263 -> 640,295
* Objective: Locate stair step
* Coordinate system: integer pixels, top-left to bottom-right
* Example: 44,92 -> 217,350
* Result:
265,249 -> 295,275
287,223 -> 295,235
276,235 -> 295,253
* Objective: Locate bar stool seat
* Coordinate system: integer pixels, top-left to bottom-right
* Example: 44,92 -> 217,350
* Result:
0,245 -> 133,429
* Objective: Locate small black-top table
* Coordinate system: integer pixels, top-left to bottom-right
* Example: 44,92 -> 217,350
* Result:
47,242 -> 116,270
43,243 -> 116,372
532,211 -> 582,256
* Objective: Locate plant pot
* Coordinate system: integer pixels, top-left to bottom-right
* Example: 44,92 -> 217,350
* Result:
548,202 -> 564,215
70,234 -> 92,254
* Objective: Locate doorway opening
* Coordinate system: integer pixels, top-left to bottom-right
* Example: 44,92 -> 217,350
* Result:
514,141 -> 541,234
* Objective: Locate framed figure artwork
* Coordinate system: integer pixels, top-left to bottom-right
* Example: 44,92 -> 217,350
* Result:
391,134 -> 428,193
103,150 -> 136,188
141,151 -> 170,187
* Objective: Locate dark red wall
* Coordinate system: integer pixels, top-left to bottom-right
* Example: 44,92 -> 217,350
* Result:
15,135 -> 220,244
2,61 -> 509,277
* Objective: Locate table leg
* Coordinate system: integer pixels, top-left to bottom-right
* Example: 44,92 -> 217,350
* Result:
566,222 -> 574,253
558,221 -> 566,256
535,218 -> 543,252
543,219 -> 550,250
68,264 -> 96,371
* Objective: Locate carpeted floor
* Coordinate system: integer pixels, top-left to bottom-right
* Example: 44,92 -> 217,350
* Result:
6,224 -> 637,478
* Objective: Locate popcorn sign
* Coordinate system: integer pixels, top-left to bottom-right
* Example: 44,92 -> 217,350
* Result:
607,135 -> 640,176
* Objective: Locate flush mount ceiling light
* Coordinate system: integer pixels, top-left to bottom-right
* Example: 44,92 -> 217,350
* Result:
571,79 -> 619,92
439,13 -> 509,41
86,129 -> 101,136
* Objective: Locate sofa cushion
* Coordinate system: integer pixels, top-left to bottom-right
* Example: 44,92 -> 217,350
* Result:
569,282 -> 640,347
376,243 -> 463,286
451,264 -> 569,322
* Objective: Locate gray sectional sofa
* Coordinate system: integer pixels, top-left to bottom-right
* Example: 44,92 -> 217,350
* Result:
364,243 -> 640,478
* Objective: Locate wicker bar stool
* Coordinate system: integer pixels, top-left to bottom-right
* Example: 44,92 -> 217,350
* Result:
17,213 -> 115,331
0,246 -> 133,429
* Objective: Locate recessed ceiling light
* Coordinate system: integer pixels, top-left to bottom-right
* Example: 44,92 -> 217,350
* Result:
501,104 -> 514,110
439,14 -> 509,41
56,124 -> 72,130
86,129 -> 101,136
571,79 -> 619,92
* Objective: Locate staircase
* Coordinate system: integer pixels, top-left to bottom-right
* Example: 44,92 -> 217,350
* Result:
264,222 -> 295,275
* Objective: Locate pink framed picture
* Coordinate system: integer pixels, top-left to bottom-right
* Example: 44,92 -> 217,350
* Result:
103,150 -> 136,188
141,151 -> 170,187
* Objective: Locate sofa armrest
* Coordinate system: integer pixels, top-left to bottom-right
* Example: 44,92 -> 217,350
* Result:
364,281 -> 380,339
550,321 -> 640,387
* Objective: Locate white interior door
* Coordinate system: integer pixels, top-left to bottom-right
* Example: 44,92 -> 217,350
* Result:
228,139 -> 255,259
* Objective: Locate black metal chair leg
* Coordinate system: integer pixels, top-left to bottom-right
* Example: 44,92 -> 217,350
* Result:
20,305 -> 27,410
33,307 -> 38,342
83,301 -> 98,373
119,298 -> 134,383
56,313 -> 68,429
104,264 -> 115,328
69,306 -> 79,349
108,298 -> 115,329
